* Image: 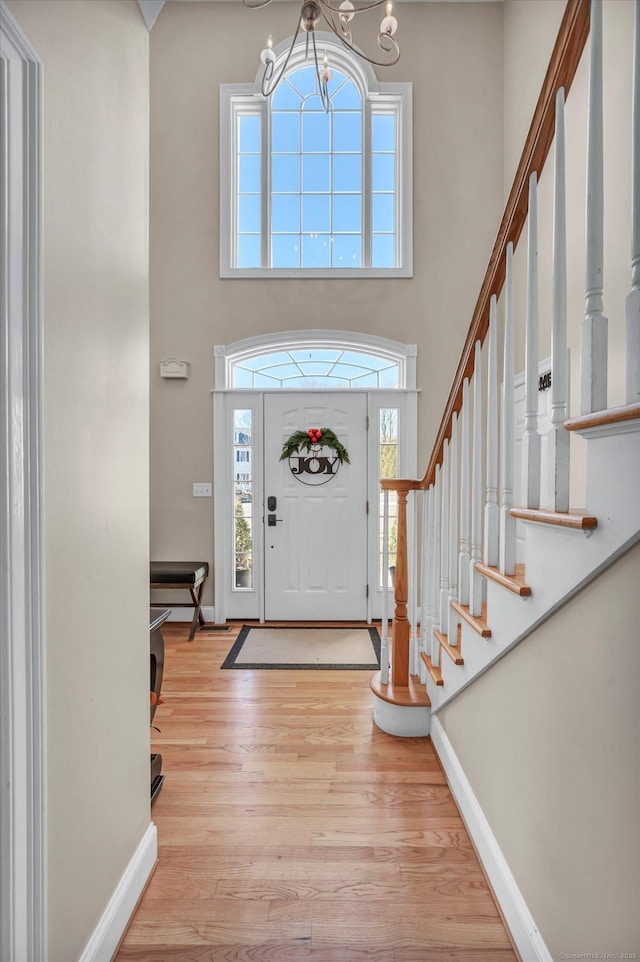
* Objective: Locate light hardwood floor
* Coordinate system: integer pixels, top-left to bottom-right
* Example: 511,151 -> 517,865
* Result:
116,622 -> 518,961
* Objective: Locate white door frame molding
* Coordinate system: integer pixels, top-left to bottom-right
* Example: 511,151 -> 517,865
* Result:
0,5 -> 47,960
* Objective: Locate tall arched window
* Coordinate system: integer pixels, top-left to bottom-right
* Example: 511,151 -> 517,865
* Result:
220,36 -> 412,278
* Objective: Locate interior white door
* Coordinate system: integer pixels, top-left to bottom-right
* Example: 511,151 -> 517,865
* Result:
264,393 -> 368,620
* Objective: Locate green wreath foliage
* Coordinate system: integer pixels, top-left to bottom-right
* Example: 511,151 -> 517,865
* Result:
280,428 -> 350,464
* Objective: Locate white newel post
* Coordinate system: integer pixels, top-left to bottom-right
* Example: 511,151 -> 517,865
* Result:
500,242 -> 517,575
581,0 -> 608,414
550,87 -> 571,512
447,413 -> 459,643
628,0 -> 640,404
484,296 -> 499,567
438,440 -> 450,637
419,486 -> 431,683
470,341 -> 484,616
523,172 -> 541,508
458,378 -> 471,607
381,489 -> 390,684
431,466 -> 442,667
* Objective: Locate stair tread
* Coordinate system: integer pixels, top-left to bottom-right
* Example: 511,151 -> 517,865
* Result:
434,627 -> 464,665
419,651 -> 444,685
510,506 -> 597,529
370,670 -> 431,708
451,600 -> 492,637
475,562 -> 532,597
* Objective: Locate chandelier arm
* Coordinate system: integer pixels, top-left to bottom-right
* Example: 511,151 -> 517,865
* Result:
311,32 -> 331,113
319,5 -> 352,45
242,0 -> 273,9
261,19 -> 304,98
318,0 -> 387,14
318,13 -> 399,68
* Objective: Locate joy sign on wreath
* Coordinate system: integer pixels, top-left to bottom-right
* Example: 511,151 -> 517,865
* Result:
280,428 -> 350,486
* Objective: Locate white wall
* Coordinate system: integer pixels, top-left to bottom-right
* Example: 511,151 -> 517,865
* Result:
439,540 -> 640,953
5,2 -> 151,960
149,0 -> 505,606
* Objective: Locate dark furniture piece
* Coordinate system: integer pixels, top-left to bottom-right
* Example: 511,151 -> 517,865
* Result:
150,561 -> 209,641
150,606 -> 170,803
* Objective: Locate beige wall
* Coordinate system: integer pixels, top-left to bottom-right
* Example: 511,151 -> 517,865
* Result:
439,540 -> 640,952
5,2 -> 150,959
149,1 -> 505,606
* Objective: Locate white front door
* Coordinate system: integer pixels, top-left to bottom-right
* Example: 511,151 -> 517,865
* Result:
263,393 -> 368,620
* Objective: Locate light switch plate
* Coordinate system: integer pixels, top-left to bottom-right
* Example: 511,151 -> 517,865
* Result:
193,482 -> 212,497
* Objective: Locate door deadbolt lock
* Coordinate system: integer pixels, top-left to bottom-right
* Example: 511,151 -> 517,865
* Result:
267,496 -> 277,511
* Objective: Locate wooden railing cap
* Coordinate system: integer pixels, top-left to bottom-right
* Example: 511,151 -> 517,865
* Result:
380,478 -> 421,493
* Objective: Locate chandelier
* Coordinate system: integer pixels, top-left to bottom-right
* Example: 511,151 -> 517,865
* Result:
243,0 -> 400,111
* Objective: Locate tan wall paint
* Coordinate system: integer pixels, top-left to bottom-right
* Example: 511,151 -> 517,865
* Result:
5,2 -> 150,959
439,540 -> 640,952
503,0 -> 633,506
149,1 -> 504,606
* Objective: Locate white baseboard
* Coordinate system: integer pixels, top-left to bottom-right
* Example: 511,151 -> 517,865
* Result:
78,822 -> 157,962
430,717 -> 552,962
163,605 -> 215,623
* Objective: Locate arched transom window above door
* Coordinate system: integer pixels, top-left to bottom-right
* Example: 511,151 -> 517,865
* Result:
220,36 -> 413,278
215,331 -> 417,390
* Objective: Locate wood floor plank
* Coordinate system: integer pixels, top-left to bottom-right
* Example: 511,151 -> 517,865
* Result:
115,623 -> 517,961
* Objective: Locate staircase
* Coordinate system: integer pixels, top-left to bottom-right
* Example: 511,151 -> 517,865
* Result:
371,0 -> 640,735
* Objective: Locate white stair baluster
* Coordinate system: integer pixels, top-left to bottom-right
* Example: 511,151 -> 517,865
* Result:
470,341 -> 484,617
500,242 -> 517,576
381,489 -> 390,684
448,413 -> 459,644
431,466 -> 441,667
581,0 -> 608,414
550,87 -> 571,512
627,0 -> 640,404
458,378 -> 471,606
437,440 -> 449,649
419,486 -> 431,684
523,172 -> 541,509
409,495 -> 418,676
484,296 -> 499,566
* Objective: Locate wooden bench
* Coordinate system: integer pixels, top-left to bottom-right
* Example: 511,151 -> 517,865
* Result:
150,561 -> 209,641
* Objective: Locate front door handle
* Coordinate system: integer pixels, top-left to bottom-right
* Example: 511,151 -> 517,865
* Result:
267,514 -> 283,527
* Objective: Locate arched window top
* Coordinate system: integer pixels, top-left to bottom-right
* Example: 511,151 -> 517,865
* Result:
215,331 -> 417,390
258,32 -> 377,101
271,65 -> 361,112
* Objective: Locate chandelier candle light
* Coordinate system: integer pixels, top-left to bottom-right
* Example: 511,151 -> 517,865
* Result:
245,0 -> 400,111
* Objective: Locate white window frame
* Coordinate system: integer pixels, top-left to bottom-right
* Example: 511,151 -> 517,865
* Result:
220,33 -> 413,279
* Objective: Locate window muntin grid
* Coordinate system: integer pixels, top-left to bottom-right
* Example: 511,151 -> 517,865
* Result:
233,409 -> 253,589
379,407 -> 399,588
270,66 -> 363,269
231,347 -> 400,389
236,113 -> 262,269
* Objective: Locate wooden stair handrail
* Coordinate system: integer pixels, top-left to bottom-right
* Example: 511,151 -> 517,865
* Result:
413,0 -> 590,490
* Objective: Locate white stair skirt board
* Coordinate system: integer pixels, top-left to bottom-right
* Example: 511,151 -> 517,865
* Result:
78,823 -> 157,962
163,606 -> 215,624
430,718 -> 552,962
372,693 -> 430,737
